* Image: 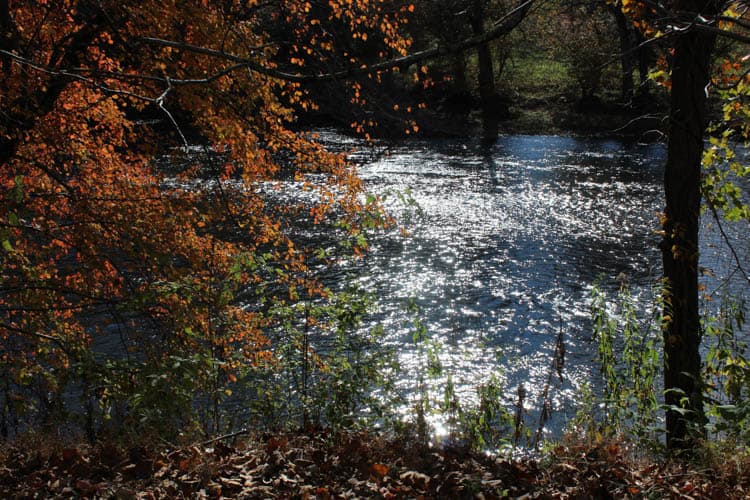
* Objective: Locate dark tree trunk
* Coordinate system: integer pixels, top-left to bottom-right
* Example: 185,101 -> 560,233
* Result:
661,0 -> 718,450
469,0 -> 498,139
451,52 -> 468,95
1,0 -> 20,83
0,0 -> 13,160
636,30 -> 653,95
473,33 -> 495,106
610,5 -> 635,103
0,0 -> 11,58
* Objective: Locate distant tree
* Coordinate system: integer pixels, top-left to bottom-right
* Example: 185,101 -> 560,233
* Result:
552,2 -> 620,104
471,0 -> 526,136
602,0 -> 657,103
412,0 -> 474,97
411,0 -> 528,135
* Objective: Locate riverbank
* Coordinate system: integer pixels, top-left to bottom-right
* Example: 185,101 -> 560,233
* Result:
296,49 -> 670,142
298,90 -> 669,141
499,96 -> 665,139
2,430 -> 749,498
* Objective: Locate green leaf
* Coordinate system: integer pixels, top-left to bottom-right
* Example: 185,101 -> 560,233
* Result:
9,175 -> 24,203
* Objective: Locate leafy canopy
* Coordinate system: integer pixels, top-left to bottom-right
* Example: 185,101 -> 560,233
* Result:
0,0 -> 413,433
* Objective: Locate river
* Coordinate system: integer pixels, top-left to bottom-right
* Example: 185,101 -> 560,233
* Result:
308,130 -> 749,440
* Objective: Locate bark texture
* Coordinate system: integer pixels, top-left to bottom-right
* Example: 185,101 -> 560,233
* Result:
470,0 -> 498,139
610,5 -> 635,102
661,0 -> 718,450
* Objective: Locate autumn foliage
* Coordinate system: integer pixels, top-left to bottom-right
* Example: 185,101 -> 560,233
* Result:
0,0 -> 413,437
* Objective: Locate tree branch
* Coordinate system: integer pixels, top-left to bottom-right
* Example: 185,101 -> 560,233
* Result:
138,0 -> 536,83
706,201 -> 750,286
1,322 -> 71,354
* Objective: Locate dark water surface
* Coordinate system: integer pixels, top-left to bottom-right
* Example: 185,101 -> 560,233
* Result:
311,130 -> 749,440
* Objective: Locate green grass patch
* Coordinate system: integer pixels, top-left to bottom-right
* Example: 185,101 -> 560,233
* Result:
501,54 -> 577,99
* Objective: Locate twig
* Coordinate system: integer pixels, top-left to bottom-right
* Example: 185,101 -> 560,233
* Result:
155,77 -> 188,147
201,427 -> 250,446
533,323 -> 565,449
706,201 -> 750,286
610,113 -> 665,134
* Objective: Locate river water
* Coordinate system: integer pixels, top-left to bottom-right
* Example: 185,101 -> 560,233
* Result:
309,130 -> 749,439
24,131 -> 747,442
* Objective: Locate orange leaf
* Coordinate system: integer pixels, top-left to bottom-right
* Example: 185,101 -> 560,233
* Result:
370,463 -> 388,477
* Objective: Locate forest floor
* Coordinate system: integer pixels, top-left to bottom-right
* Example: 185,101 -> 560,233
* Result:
2,429 -> 750,499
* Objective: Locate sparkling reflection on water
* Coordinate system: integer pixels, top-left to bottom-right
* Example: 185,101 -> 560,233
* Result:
295,130 -> 748,441
313,131 -> 670,438
75,130 -> 750,441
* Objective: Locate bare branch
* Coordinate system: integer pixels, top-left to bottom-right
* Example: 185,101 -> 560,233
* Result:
716,13 -> 750,32
0,49 -> 161,103
706,202 -> 750,286
692,21 -> 750,44
1,322 -> 71,354
4,0 -> 536,97
155,77 -> 188,147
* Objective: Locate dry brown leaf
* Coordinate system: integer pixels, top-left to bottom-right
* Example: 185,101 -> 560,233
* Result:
400,470 -> 430,490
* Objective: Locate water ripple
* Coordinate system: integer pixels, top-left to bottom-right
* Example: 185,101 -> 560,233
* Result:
312,130 -> 747,439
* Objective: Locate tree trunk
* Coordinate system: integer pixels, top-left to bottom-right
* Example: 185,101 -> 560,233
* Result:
610,5 -> 635,103
470,0 -> 498,139
661,0 -> 718,450
0,0 -> 11,57
473,33 -> 495,106
451,52 -> 468,95
636,30 -> 653,96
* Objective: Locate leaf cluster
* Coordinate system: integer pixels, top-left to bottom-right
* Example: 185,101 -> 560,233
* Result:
0,0 -> 412,439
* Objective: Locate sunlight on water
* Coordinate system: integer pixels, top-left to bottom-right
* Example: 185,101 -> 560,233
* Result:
307,130 -> 748,440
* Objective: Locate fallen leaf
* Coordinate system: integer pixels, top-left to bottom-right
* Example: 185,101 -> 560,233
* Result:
265,436 -> 288,453
62,448 -> 79,462
400,470 -> 430,489
370,463 -> 388,477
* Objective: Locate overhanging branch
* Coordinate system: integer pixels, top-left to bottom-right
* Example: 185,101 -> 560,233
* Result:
4,0 -> 537,88
139,0 -> 536,83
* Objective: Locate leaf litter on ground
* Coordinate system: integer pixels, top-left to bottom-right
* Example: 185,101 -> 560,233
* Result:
2,430 -> 750,498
